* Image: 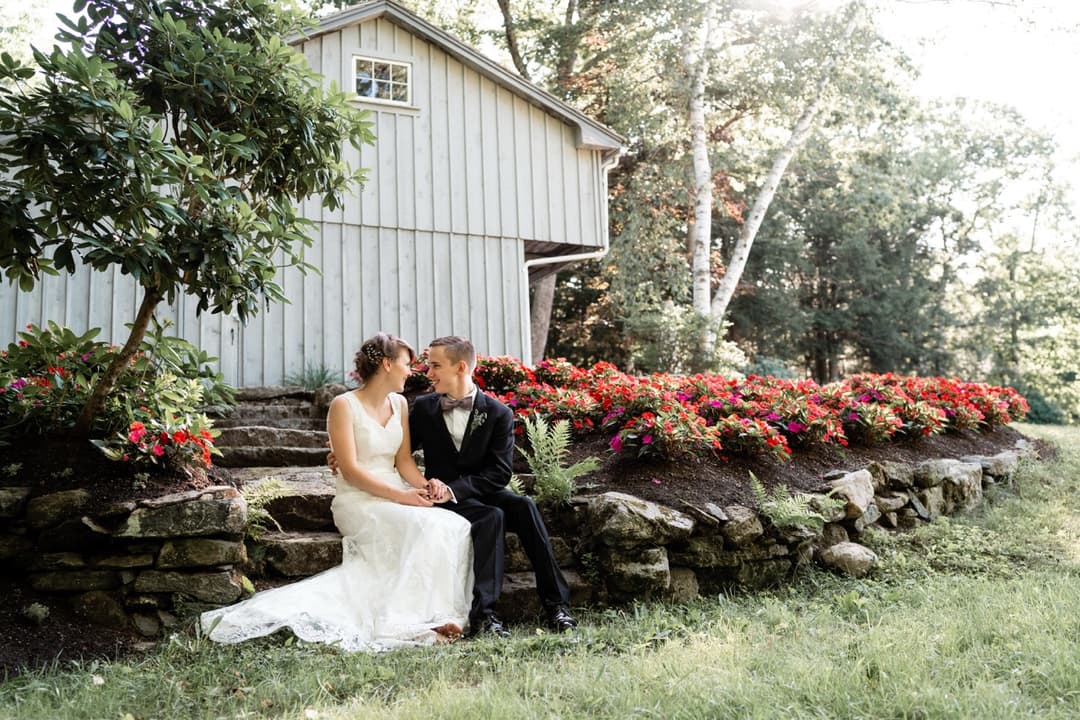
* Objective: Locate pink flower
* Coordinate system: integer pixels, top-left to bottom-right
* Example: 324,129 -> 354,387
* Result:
786,421 -> 806,434
609,435 -> 623,452
151,444 -> 165,457
642,434 -> 654,445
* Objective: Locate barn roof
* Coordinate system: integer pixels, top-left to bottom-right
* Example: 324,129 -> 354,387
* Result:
303,0 -> 624,152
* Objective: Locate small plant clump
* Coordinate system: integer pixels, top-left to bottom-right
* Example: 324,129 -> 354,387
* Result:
749,471 -> 842,531
517,414 -> 600,505
20,602 -> 50,625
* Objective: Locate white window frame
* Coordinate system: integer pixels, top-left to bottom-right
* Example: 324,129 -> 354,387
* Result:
352,55 -> 412,107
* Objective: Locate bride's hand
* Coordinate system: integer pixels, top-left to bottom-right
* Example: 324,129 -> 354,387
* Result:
397,487 -> 435,507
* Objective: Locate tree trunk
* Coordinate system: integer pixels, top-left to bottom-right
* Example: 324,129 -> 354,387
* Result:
708,12 -> 859,346
530,272 -> 558,362
682,9 -> 715,354
73,286 -> 162,436
496,0 -> 531,80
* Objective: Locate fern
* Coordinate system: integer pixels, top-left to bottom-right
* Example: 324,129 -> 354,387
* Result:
749,471 -> 840,531
242,478 -> 290,540
517,414 -> 600,505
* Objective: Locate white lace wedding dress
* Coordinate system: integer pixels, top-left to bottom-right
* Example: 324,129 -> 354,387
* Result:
200,392 -> 474,651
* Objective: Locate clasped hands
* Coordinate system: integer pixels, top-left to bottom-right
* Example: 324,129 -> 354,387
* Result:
326,444 -> 451,506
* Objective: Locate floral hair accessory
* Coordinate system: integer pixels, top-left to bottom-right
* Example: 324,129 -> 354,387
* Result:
363,344 -> 383,365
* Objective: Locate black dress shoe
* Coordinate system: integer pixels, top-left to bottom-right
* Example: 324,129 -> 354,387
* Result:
546,605 -> 578,633
469,614 -> 510,638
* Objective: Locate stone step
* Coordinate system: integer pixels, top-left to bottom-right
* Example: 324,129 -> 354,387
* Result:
216,426 -> 329,449
213,402 -> 320,421
217,446 -> 328,468
212,417 -> 327,431
233,466 -> 337,532
235,386 -> 316,402
498,570 -> 592,622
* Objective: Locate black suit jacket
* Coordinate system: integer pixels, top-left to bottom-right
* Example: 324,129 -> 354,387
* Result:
409,391 -> 515,502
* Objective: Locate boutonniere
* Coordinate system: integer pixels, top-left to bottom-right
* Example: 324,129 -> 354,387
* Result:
467,411 -> 488,436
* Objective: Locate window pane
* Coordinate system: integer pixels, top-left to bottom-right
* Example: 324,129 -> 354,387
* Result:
374,62 -> 390,81
391,83 -> 408,102
391,64 -> 407,84
374,80 -> 392,100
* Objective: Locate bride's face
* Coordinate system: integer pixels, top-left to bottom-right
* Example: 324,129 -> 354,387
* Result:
384,349 -> 413,392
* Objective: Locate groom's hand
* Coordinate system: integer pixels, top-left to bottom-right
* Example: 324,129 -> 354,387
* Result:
427,479 -> 452,503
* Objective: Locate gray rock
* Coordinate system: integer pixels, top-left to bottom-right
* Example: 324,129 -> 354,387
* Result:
820,523 -> 849,548
880,511 -> 898,528
878,461 -> 915,489
551,536 -> 576,569
940,462 -> 983,513
259,531 -> 342,576
235,386 -> 314,402
852,503 -> 882,533
809,494 -> 847,523
918,486 -> 945,520
30,552 -> 86,571
735,559 -> 792,588
158,538 -> 247,568
914,459 -> 962,488
30,570 -> 121,592
0,487 -> 31,518
505,532 -> 530,572
875,491 -> 909,513
217,446 -> 330,468
496,569 -> 592,622
907,492 -> 930,521
239,467 -> 337,531
864,463 -> 888,492
670,538 -> 787,568
826,470 -> 875,519
216,426 -> 329,449
70,591 -> 129,630
92,553 -> 157,569
586,492 -> 694,548
719,505 -> 763,547
132,613 -> 161,637
667,567 -> 699,602
819,542 -> 878,577
119,487 -> 245,538
26,489 -> 91,529
134,569 -> 244,604
680,504 -> 722,534
314,384 -> 348,412
602,546 -> 670,598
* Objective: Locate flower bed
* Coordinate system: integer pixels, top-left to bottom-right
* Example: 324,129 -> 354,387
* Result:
463,357 -> 1028,463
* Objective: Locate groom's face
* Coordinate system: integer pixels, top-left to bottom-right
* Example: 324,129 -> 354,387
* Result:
427,346 -> 468,397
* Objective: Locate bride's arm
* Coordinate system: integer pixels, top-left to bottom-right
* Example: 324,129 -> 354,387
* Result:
394,396 -> 429,489
327,395 -> 432,506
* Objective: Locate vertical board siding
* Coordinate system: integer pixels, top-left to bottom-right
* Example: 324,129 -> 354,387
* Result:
1,18 -> 607,383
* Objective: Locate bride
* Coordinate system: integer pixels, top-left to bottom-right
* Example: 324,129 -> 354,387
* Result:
201,333 -> 474,650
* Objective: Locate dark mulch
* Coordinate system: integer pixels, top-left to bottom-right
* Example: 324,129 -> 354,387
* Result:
0,426 -> 1047,678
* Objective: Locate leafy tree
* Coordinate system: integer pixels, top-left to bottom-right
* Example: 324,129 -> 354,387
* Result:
0,0 -> 374,435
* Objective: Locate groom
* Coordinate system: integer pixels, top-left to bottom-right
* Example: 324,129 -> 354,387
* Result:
411,336 -> 577,638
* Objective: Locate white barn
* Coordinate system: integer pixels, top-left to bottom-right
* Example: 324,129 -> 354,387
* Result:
0,0 -> 622,384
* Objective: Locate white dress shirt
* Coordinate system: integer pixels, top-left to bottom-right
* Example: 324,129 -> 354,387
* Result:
442,387 -> 478,451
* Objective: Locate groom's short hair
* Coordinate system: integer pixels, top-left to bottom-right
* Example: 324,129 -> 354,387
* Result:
429,336 -> 476,370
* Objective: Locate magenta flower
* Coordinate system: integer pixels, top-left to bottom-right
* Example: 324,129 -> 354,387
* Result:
609,435 -> 623,452
787,421 -> 806,434
642,434 -> 654,445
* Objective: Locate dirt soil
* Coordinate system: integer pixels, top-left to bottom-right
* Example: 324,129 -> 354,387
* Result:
0,426 -> 1047,678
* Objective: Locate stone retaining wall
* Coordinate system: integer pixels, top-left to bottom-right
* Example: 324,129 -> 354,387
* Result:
0,441 -> 1032,636
0,486 -> 248,636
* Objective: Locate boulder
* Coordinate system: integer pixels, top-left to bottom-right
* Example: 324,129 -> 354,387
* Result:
118,487 -> 245,538
853,504 -> 882,533
820,523 -> 849,548
666,567 -> 700,603
158,538 -> 247,569
601,546 -> 670,599
26,489 -> 91,529
826,470 -> 875,519
719,505 -> 763,547
878,461 -> 915,489
917,486 -> 946,520
134,569 -> 244,604
734,559 -> 792,589
874,491 -> 909,513
940,462 -> 983,513
914,459 -> 965,488
818,542 -> 878,577
585,492 -> 694,548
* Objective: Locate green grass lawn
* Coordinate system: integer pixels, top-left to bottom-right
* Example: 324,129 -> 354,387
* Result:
2,424 -> 1078,720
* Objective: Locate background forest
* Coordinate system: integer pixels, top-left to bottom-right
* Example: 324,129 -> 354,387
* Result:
4,0 -> 1077,423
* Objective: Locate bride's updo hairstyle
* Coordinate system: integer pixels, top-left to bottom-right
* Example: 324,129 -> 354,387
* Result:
353,333 -> 416,382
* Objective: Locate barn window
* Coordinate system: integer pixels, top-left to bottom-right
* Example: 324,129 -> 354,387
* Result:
354,56 -> 411,105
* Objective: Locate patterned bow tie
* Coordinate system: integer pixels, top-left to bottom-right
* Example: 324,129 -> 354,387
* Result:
439,394 -> 474,412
